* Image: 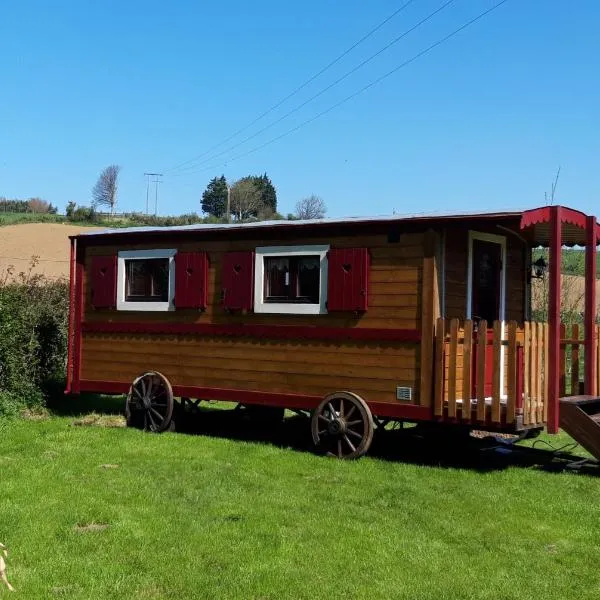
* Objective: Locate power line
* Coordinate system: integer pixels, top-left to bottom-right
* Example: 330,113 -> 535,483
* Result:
167,0 -> 455,177
173,0 -> 511,178
163,0 -> 420,175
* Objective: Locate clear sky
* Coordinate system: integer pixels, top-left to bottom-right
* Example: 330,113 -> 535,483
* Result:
1,0 -> 599,218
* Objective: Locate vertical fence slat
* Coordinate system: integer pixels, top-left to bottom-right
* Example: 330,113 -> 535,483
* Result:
571,323 -> 580,396
531,323 -> 539,425
507,321 -> 517,424
559,323 -> 566,397
447,319 -> 459,419
434,318 -> 445,417
523,322 -> 530,426
536,322 -> 544,424
541,321 -> 546,423
491,320 -> 502,424
462,320 -> 473,423
476,320 -> 487,422
533,323 -> 544,423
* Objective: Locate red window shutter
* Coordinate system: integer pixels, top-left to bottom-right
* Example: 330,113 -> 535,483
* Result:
221,251 -> 254,311
90,255 -> 117,309
327,248 -> 369,312
174,252 -> 208,309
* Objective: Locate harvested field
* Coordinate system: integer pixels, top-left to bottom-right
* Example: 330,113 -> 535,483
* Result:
0,223 -> 102,280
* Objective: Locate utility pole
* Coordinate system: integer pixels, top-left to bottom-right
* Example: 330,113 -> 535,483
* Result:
144,172 -> 162,214
153,176 -> 162,216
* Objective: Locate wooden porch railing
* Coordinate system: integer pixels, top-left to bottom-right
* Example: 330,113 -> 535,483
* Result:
555,323 -> 600,398
433,319 -> 549,428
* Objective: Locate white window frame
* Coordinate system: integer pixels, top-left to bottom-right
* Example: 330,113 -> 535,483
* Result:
117,248 -> 176,312
466,231 -> 507,322
254,245 -> 329,315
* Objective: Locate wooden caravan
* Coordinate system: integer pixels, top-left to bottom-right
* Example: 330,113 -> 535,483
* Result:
66,205 -> 600,459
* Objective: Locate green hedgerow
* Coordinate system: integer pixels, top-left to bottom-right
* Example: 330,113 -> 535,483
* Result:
0,258 -> 69,416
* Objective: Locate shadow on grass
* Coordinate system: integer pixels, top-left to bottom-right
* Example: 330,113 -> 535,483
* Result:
46,386 -> 125,417
48,391 -> 600,476
172,405 -> 600,476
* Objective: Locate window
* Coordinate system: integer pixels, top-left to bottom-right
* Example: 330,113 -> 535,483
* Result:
125,258 -> 169,302
264,256 -> 320,304
117,249 -> 176,311
254,245 -> 329,314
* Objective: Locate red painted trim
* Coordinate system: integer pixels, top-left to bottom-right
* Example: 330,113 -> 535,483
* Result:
585,215 -> 597,395
71,243 -> 85,395
370,403 -> 433,420
81,321 -> 422,343
548,206 -> 561,434
521,205 -> 587,231
77,379 -> 435,421
65,238 -> 76,394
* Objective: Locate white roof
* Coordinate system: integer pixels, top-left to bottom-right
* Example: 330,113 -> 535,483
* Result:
76,207 -> 526,238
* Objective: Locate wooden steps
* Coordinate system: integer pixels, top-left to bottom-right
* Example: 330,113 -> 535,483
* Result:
559,396 -> 600,460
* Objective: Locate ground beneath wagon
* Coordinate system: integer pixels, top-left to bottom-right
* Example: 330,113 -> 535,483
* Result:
1,398 -> 599,599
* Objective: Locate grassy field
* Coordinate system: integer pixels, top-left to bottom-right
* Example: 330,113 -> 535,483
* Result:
1,399 -> 600,599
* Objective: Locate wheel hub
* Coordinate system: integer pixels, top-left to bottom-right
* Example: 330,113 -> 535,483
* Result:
328,418 -> 346,435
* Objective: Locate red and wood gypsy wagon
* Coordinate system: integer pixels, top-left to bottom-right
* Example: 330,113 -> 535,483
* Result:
66,205 -> 600,459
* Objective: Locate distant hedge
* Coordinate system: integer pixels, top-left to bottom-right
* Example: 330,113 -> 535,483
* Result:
0,261 -> 69,416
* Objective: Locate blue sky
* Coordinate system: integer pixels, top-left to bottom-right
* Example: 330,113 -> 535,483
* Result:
1,0 -> 599,218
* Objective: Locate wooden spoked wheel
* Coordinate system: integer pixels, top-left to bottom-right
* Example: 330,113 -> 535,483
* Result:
311,392 -> 374,459
126,371 -> 174,432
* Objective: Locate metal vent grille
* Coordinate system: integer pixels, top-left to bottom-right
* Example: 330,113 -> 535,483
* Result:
396,386 -> 412,401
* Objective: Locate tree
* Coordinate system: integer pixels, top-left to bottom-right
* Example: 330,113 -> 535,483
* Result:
201,175 -> 228,218
65,201 -> 77,217
27,198 -> 52,213
230,177 -> 263,222
92,165 -> 121,214
295,195 -> 326,220
253,173 -> 277,214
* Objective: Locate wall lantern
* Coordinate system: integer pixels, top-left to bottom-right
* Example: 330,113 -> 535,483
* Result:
531,256 -> 548,279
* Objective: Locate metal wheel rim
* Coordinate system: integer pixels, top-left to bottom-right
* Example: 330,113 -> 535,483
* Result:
126,371 -> 174,432
311,392 -> 374,459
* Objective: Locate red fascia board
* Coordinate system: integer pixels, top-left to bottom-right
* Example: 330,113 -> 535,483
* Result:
81,321 -> 421,343
77,379 -> 434,421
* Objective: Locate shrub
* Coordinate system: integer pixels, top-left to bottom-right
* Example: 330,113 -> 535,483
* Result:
0,260 -> 69,416
69,205 -> 97,222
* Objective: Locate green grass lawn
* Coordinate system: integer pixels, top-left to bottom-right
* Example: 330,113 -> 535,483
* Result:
1,400 -> 599,599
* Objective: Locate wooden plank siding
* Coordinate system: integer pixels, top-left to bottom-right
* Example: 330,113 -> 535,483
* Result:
79,231 -> 428,405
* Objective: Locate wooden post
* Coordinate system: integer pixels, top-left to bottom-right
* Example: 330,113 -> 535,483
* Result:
491,320 -> 502,424
434,318 -> 445,416
476,321 -> 487,422
65,237 -> 76,394
585,215 -> 597,395
506,321 -> 517,424
548,206 -> 562,434
419,230 -> 438,407
462,320 -> 473,422
447,319 -> 459,418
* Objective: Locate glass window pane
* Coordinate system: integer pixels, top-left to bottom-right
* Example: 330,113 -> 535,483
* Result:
265,257 -> 290,300
296,256 -> 320,303
125,258 -> 169,302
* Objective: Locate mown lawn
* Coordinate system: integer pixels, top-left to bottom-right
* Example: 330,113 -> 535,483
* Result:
1,401 -> 599,599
